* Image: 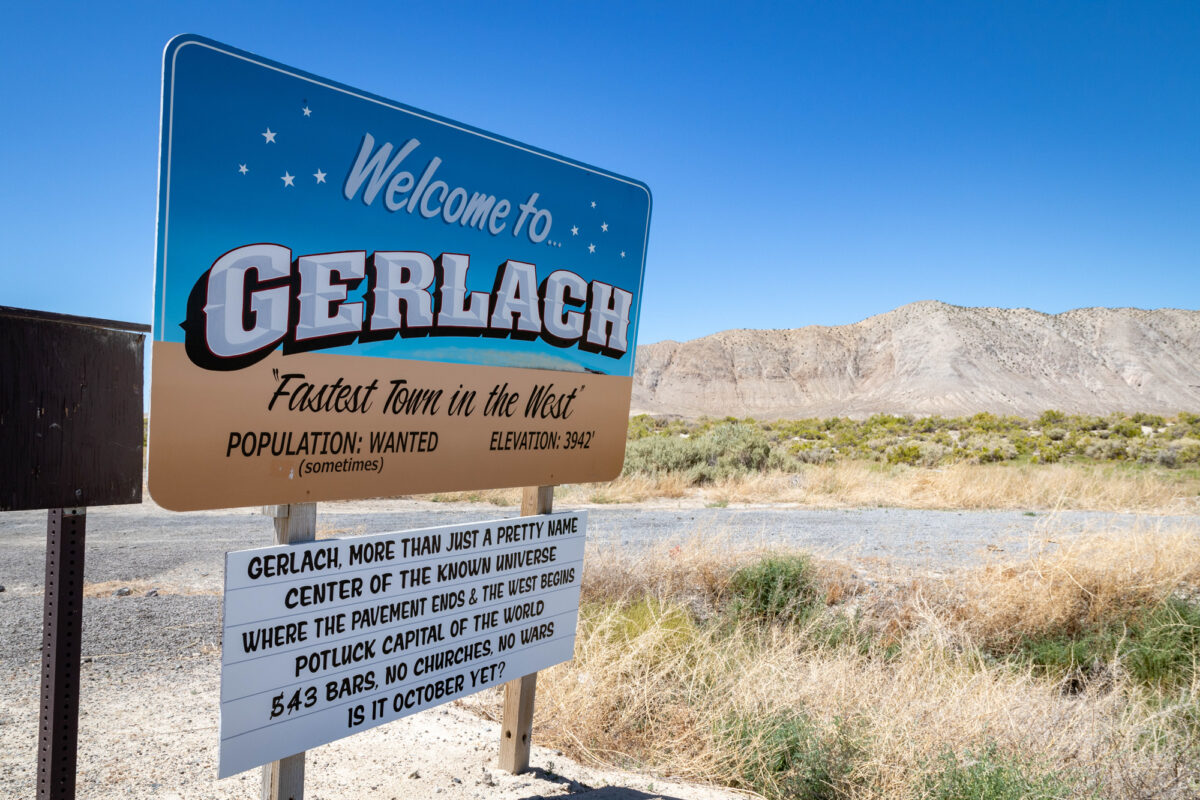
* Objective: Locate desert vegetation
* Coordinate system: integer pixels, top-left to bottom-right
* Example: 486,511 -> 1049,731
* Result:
423,411 -> 1200,512
489,522 -> 1200,799
625,410 -> 1200,472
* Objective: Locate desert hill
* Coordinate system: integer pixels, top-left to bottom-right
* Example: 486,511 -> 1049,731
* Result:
631,301 -> 1200,419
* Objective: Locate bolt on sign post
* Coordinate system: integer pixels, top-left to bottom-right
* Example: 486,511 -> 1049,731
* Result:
1,306 -> 147,800
149,35 -> 650,790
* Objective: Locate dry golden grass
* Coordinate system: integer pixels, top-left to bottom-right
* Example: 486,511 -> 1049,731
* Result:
935,522 -> 1200,648
564,473 -> 695,504
536,609 -> 1197,799
576,532 -> 861,610
509,524 -> 1200,799
417,474 -> 694,506
415,462 -> 1199,513
705,462 -> 1200,513
421,487 -> 524,505
578,532 -> 757,606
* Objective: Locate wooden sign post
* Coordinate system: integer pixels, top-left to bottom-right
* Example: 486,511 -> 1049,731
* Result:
260,503 -> 317,800
499,485 -> 555,773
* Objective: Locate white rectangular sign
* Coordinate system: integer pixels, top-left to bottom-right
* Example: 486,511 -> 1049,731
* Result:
219,511 -> 586,777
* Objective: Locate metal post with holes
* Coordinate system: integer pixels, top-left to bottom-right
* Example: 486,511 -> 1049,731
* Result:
498,485 -> 554,773
260,503 -> 317,800
39,507 -> 87,800
1,307 -> 146,800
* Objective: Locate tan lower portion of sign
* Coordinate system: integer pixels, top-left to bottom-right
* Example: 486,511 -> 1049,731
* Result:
148,342 -> 632,511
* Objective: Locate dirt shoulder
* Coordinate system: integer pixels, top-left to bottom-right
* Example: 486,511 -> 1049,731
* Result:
0,593 -> 739,800
0,498 -> 749,800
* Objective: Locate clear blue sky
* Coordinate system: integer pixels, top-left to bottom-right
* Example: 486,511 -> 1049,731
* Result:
3,1 -> 1197,345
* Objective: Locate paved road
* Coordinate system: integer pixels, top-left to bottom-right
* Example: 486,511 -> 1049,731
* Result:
2,500 -> 1196,596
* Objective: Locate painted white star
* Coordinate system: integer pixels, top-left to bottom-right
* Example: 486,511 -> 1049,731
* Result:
588,243 -> 596,254
302,106 -> 312,117
601,222 -> 609,232
262,128 -> 277,143
571,225 -> 579,236
620,251 -> 626,258
237,164 -> 248,174
313,169 -> 327,184
281,171 -> 295,187
590,201 -> 596,208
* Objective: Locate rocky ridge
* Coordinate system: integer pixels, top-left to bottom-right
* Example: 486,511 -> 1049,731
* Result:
631,301 -> 1200,418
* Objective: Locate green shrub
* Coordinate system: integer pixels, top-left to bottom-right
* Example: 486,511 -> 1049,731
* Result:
704,422 -> 772,472
601,597 -> 698,652
622,435 -> 705,476
922,742 -> 1075,800
1156,449 -> 1179,468
728,555 -> 822,624
1176,412 -> 1200,438
865,414 -> 908,433
791,445 -> 837,464
685,463 -> 720,484
886,442 -> 923,466
1033,439 -> 1074,463
716,710 -> 856,800
918,441 -> 951,466
766,448 -> 802,472
1016,598 -> 1200,692
1111,420 -> 1143,439
1069,414 -> 1107,432
958,434 -> 1017,464
1122,599 -> 1200,690
1084,440 -> 1126,461
1038,410 -> 1067,426
626,414 -> 658,441
1178,443 -> 1200,464
970,412 -> 1014,433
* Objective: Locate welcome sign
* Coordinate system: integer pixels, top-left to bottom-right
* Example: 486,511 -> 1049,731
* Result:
149,36 -> 651,510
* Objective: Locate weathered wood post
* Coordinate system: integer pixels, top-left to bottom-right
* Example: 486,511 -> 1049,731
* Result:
498,485 -> 554,773
260,503 -> 317,800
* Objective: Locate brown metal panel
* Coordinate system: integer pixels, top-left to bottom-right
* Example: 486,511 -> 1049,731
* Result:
39,508 -> 86,800
0,309 -> 145,510
0,305 -> 151,334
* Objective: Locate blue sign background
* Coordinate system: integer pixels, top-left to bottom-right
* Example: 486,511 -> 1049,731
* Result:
155,35 -> 650,376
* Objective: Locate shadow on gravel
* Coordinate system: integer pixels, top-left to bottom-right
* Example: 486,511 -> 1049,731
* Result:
517,765 -> 592,797
520,773 -> 705,800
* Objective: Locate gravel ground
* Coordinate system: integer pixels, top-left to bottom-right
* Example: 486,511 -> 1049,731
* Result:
1,495 -> 1195,798
3,498 -> 1193,595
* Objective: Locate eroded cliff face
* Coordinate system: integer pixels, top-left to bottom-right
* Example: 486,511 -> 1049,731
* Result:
631,301 -> 1200,418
